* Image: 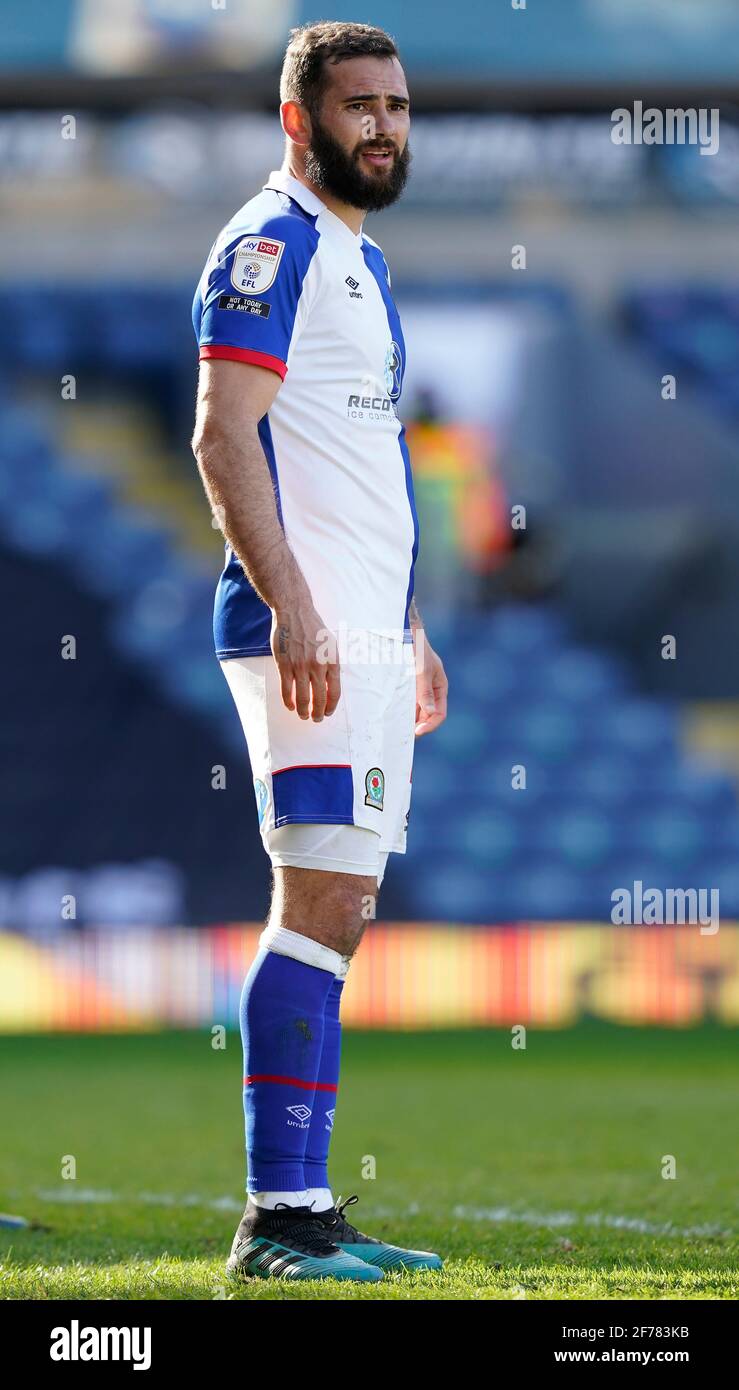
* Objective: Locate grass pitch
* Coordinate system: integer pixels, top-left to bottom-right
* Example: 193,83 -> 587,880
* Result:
0,1024 -> 736,1300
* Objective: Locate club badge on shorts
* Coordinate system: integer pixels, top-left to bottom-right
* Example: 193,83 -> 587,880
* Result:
253,777 -> 269,826
364,767 -> 385,811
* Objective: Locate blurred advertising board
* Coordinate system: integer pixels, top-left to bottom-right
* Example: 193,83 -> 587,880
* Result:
0,923 -> 736,1031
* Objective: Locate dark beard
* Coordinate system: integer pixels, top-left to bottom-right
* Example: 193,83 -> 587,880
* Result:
304,114 -> 410,212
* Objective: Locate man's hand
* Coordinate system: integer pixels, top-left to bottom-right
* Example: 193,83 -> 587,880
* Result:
414,629 -> 448,737
271,603 -> 341,722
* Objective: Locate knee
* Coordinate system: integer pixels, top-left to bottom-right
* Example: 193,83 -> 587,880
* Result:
275,868 -> 372,957
317,876 -> 368,954
328,874 -> 362,911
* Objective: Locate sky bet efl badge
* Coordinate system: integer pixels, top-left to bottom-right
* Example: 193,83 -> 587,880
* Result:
231,235 -> 285,294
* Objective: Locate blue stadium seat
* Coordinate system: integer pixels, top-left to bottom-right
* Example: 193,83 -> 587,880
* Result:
155,653 -> 232,719
597,699 -> 678,754
407,757 -> 458,811
540,648 -> 627,704
558,756 -> 641,806
637,765 -> 736,815
2,290 -> 75,367
455,648 -> 520,704
454,811 -> 521,869
532,807 -> 615,867
486,604 -> 566,657
71,510 -> 175,598
405,861 -> 510,923
509,862 -> 597,920
711,863 -> 739,917
505,703 -> 581,762
98,289 -> 190,368
626,808 -> 709,865
430,709 -> 491,763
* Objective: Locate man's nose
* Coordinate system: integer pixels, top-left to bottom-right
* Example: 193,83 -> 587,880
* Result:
372,106 -> 397,140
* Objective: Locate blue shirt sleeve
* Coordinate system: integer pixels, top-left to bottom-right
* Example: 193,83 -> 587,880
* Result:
193,215 -> 320,379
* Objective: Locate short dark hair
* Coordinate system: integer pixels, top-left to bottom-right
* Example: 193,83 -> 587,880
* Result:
280,20 -> 400,115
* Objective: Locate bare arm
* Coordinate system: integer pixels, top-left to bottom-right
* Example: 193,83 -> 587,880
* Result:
192,358 -> 340,720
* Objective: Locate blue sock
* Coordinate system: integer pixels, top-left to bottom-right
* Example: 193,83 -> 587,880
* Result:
304,977 -> 344,1191
240,948 -> 336,1194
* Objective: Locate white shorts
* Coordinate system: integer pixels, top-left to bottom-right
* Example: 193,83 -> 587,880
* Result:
220,637 -> 416,874
267,823 -> 391,885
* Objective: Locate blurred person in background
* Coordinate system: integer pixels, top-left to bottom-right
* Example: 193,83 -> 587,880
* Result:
191,20 -> 447,1283
406,383 -> 517,610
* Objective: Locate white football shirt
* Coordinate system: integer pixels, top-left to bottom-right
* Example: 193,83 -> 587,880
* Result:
192,168 -> 419,656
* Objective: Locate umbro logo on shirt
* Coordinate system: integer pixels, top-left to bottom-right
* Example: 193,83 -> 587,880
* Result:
345,276 -> 363,299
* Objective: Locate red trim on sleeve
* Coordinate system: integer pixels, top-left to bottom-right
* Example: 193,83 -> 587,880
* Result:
199,344 -> 287,380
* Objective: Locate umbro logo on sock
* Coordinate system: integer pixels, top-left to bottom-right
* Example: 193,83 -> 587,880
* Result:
286,1104 -> 312,1127
325,1108 -> 335,1130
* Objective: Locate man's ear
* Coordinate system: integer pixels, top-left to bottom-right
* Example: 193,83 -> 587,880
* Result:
281,100 -> 312,147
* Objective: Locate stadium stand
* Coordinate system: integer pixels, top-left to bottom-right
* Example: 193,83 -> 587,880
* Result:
3,277 -> 739,926
623,287 -> 739,423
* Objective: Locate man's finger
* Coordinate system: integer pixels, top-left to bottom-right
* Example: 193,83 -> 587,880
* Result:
432,678 -> 448,722
294,668 -> 311,719
415,708 -> 444,737
309,663 -> 327,721
324,661 -> 342,717
417,678 -> 436,715
278,662 -> 295,711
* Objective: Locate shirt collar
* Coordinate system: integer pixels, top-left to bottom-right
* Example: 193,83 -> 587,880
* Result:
263,168 -> 364,242
263,168 -> 327,217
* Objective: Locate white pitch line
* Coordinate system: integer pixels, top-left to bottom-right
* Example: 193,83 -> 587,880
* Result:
34,1188 -> 243,1212
452,1204 -> 732,1240
27,1190 -> 733,1240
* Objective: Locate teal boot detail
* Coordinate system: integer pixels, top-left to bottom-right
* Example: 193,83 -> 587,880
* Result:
318,1195 -> 443,1272
226,1202 -> 384,1283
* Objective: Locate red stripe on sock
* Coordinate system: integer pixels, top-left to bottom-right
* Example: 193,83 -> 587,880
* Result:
244,1074 -> 338,1092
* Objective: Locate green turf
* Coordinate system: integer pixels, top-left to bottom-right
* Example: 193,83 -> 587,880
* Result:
0,1024 -> 736,1300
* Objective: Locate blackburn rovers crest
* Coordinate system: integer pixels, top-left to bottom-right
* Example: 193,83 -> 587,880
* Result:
364,767 -> 385,810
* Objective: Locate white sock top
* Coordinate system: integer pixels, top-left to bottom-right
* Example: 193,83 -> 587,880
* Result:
250,1190 -> 311,1210
259,924 -> 345,976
